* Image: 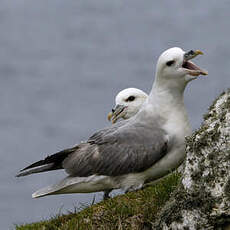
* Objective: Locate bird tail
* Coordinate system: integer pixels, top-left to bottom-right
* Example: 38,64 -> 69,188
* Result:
16,146 -> 79,177
32,186 -> 56,198
32,175 -> 108,198
32,181 -> 66,198
32,176 -> 82,198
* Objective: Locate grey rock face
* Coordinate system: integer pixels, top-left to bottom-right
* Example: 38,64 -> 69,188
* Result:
153,90 -> 230,230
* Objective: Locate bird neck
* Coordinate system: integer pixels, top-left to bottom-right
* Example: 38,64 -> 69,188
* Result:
148,84 -> 185,109
145,77 -> 191,138
148,70 -> 187,110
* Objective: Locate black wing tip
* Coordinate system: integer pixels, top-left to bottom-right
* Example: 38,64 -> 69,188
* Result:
20,160 -> 46,172
16,159 -> 47,178
16,147 -> 77,177
15,171 -> 26,177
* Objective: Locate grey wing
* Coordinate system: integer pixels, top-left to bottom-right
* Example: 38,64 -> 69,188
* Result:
63,120 -> 169,177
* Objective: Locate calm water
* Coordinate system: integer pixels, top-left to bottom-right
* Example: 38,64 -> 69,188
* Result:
0,0 -> 229,229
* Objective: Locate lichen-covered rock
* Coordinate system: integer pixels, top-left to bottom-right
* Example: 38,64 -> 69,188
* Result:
153,90 -> 230,230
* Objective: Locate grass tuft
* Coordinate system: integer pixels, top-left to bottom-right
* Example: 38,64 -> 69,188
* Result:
16,172 -> 181,230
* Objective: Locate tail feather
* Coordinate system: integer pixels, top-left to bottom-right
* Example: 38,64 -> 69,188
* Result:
16,145 -> 79,177
32,176 -> 89,198
32,183 -> 62,198
32,175 -> 110,198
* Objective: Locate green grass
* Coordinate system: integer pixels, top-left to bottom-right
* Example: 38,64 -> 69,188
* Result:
16,172 -> 181,230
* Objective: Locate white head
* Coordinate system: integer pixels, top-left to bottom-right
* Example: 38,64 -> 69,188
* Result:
108,88 -> 148,123
154,47 -> 208,93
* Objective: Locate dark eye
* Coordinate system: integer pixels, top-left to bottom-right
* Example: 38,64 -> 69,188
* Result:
166,60 -> 175,66
125,96 -> 135,102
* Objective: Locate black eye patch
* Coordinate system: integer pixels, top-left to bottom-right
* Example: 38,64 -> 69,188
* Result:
125,96 -> 135,102
166,60 -> 175,66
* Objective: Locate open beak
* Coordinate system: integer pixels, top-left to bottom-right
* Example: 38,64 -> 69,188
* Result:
182,50 -> 208,76
107,104 -> 127,123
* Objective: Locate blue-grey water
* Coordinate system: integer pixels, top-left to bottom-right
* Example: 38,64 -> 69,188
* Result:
0,0 -> 229,229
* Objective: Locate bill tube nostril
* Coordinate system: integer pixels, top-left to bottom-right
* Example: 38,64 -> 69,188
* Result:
107,105 -> 127,123
184,50 -> 203,61
182,50 -> 208,76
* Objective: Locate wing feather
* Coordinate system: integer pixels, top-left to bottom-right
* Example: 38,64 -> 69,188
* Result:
63,120 -> 169,177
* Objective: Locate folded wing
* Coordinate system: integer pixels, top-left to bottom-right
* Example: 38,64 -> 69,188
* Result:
17,119 -> 169,178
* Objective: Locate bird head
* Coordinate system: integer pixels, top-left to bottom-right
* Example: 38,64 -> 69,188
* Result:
155,47 -> 208,91
108,88 -> 148,123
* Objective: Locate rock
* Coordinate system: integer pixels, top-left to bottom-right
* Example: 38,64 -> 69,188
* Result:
152,90 -> 230,230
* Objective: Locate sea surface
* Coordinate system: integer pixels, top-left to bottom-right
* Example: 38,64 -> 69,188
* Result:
0,0 -> 229,229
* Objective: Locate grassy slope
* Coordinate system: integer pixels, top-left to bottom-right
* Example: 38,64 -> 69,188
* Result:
16,173 -> 180,230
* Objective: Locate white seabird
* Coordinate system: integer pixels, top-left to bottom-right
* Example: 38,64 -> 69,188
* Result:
16,47 -> 207,199
107,88 -> 148,124
106,88 -> 148,198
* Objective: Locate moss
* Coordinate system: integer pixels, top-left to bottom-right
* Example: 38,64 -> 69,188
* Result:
153,181 -> 218,229
208,152 -> 215,161
185,89 -> 230,193
224,177 -> 230,201
211,214 -> 230,230
191,170 -> 203,181
203,89 -> 230,124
